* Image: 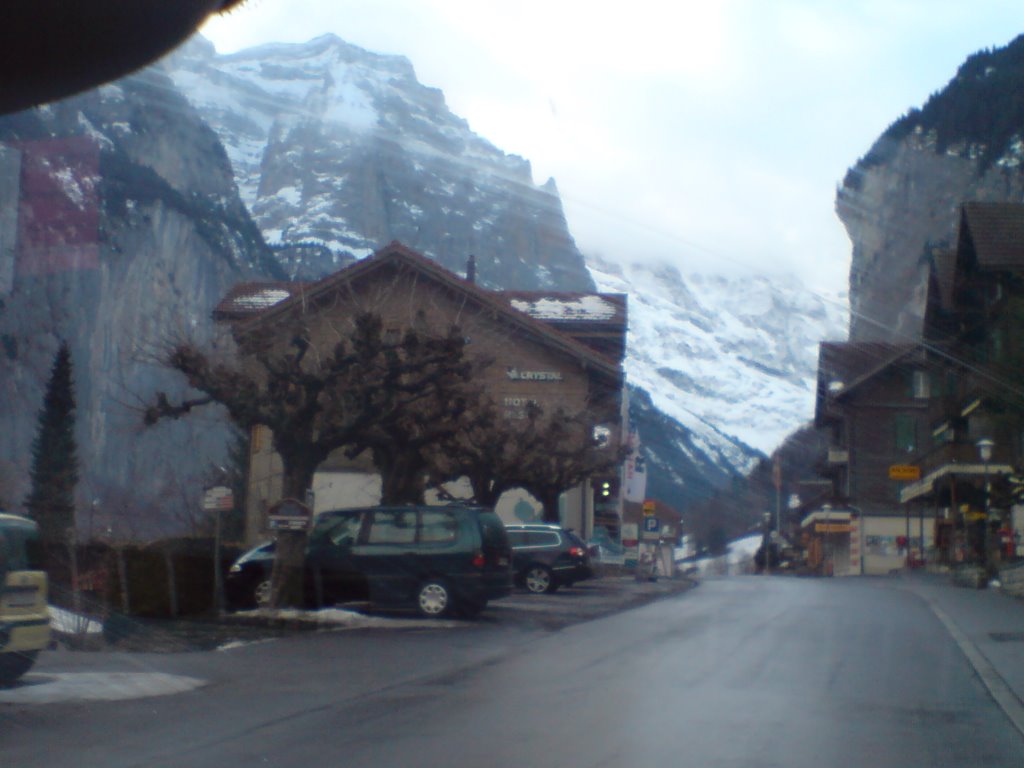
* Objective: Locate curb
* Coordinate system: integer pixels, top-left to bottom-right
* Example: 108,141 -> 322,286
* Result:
900,580 -> 1024,741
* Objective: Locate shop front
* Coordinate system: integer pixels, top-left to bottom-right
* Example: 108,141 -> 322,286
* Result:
800,507 -> 858,576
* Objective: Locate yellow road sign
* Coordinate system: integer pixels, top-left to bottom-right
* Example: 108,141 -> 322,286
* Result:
889,464 -> 921,481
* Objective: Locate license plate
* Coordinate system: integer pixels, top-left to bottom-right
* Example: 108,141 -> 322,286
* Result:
497,557 -> 509,566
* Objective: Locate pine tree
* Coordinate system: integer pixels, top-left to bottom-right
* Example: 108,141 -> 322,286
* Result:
25,342 -> 79,544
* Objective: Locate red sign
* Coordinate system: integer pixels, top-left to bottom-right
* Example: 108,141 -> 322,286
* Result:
12,136 -> 100,277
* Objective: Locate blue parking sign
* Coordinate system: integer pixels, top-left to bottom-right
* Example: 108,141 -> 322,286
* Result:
643,516 -> 660,533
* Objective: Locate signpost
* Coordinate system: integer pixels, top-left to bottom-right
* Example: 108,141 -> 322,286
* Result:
622,522 -> 639,567
202,485 -> 234,616
268,498 -> 313,531
202,485 -> 234,512
641,516 -> 661,541
889,465 -> 920,567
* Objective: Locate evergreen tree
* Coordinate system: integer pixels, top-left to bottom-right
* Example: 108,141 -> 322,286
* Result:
25,342 -> 79,543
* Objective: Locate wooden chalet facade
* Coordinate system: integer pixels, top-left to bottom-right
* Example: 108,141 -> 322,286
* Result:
813,342 -> 936,574
213,242 -> 629,545
814,203 -> 1024,574
899,203 -> 1024,567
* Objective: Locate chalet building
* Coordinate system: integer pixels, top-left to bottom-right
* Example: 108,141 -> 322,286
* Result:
213,242 -> 629,545
813,342 -> 936,575
814,203 -> 1024,574
899,203 -> 1024,567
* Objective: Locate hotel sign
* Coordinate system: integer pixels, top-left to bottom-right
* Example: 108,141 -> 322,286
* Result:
506,367 -> 563,381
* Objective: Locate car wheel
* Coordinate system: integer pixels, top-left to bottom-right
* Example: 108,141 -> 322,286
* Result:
417,579 -> 452,617
253,578 -> 272,609
0,652 -> 37,686
524,565 -> 556,594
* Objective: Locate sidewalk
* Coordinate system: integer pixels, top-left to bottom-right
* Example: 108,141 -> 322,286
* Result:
899,571 -> 1024,737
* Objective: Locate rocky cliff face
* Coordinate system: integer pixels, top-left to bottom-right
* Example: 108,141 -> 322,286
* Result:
163,36 -> 592,289
838,35 -> 1024,341
0,70 -> 276,535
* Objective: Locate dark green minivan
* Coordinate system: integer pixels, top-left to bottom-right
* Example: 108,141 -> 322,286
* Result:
307,505 -> 513,617
227,505 -> 513,617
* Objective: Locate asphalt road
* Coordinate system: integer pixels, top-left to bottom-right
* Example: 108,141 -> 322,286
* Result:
2,576 -> 1023,767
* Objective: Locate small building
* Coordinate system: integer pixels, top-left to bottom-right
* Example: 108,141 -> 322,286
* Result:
815,202 -> 1024,574
799,507 -> 858,576
213,242 -> 628,544
814,341 -> 937,574
899,203 -> 1024,567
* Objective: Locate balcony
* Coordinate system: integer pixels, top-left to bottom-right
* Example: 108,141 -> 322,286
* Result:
900,440 -> 1014,503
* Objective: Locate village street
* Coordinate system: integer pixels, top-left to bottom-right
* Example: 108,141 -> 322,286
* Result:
2,574 -> 1024,767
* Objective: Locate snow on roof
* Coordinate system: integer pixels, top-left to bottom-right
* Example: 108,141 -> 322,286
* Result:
234,288 -> 292,310
510,295 -> 618,321
213,282 -> 311,320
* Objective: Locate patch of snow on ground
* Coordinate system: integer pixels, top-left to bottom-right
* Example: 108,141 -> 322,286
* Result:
677,534 -> 763,578
49,605 -> 103,634
238,607 -> 463,630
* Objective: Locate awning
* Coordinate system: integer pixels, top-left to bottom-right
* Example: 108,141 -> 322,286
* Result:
801,508 -> 853,529
900,463 -> 1013,503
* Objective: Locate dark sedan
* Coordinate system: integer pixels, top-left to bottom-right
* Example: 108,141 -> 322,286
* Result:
504,523 -> 593,594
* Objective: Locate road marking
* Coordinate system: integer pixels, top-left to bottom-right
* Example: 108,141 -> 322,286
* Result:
923,597 -> 1024,740
0,672 -> 205,705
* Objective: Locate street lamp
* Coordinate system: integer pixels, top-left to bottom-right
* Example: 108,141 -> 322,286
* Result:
762,510 -> 772,575
976,438 -> 994,571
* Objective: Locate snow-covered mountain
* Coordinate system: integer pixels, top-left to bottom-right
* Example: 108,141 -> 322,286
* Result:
157,34 -> 848,506
164,35 -> 590,289
589,258 -> 848,458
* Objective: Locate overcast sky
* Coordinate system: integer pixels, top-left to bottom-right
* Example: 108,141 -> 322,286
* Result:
202,1 -> 1024,293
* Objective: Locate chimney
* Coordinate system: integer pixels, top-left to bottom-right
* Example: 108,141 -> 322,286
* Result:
466,254 -> 476,284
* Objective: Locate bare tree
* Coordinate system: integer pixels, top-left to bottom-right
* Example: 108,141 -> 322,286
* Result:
434,399 -> 625,522
144,312 -> 475,606
340,319 -> 479,504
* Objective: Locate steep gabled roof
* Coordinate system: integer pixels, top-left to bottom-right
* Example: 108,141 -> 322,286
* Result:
931,248 -> 957,311
960,202 -> 1024,271
814,341 -> 921,422
231,241 -> 624,382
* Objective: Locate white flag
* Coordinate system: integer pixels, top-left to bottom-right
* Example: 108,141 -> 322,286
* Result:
623,427 -> 647,503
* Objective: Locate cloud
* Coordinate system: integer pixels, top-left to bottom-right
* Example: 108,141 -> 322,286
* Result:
201,1 -> 1024,296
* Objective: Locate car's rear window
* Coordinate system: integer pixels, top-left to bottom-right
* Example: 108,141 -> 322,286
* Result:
531,531 -> 560,547
508,529 -> 560,547
563,531 -> 586,547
